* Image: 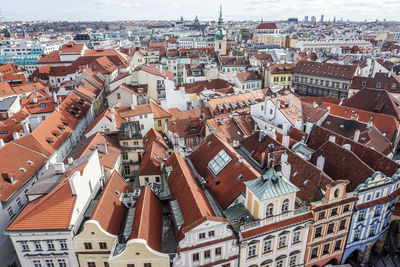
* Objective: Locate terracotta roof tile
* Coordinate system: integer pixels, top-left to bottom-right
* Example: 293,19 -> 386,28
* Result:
294,60 -> 358,80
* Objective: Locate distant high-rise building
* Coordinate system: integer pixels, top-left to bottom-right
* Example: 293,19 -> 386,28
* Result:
311,16 -> 316,24
304,16 -> 309,22
320,14 -> 324,23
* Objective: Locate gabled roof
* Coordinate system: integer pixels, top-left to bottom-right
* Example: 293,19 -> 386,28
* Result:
6,160 -> 90,231
37,51 -> 61,64
0,81 -> 16,98
88,56 -> 118,75
90,171 -> 132,235
168,107 -> 212,121
189,134 -> 261,209
66,132 -> 121,170
134,65 -> 173,81
236,70 -> 262,82
350,72 -> 400,93
129,186 -> 163,252
256,22 -> 279,30
165,153 -> 218,240
85,107 -> 126,135
61,41 -> 85,54
116,100 -> 171,119
342,88 -> 400,121
143,128 -> 169,151
168,117 -> 205,138
139,142 -> 166,176
322,102 -> 399,142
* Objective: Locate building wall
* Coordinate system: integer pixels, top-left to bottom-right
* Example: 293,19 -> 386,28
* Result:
109,239 -> 170,267
107,87 -> 138,108
74,221 -> 117,267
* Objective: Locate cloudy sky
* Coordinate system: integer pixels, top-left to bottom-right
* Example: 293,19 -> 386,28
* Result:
1,0 -> 399,22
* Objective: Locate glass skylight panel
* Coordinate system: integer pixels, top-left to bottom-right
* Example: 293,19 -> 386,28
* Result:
208,149 -> 232,175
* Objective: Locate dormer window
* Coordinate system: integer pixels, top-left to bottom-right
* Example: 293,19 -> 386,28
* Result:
391,83 -> 397,90
361,81 -> 367,87
376,82 -> 381,88
19,168 -> 26,172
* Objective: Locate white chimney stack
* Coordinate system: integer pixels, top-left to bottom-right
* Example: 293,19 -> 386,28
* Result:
131,104 -> 135,110
110,107 -> 117,130
328,135 -> 336,143
316,155 -> 325,171
54,163 -> 66,174
0,138 -> 5,148
68,157 -> 74,165
354,130 -> 360,142
23,123 -> 30,135
12,132 -> 20,140
53,91 -> 57,104
313,101 -> 318,108
343,144 -> 351,150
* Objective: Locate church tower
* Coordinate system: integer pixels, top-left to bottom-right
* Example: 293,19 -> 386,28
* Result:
214,4 -> 227,55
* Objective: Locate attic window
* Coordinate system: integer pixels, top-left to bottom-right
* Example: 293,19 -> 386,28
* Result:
370,116 -> 374,120
20,168 -> 26,172
208,149 -> 232,176
376,82 -> 381,88
238,174 -> 243,180
361,81 -> 367,87
360,137 -> 367,142
340,125 -> 344,128
62,121 -> 69,126
215,180 -> 220,186
27,160 -> 33,165
39,103 -> 46,108
293,171 -> 298,177
326,121 -> 331,125
57,125 -> 65,131
303,179 -> 310,186
391,83 -> 397,90
344,110 -> 348,114
46,138 -> 54,145
115,190 -> 120,195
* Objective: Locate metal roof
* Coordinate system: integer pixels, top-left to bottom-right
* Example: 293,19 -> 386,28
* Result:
170,200 -> 184,231
0,96 -> 17,111
244,168 -> 299,201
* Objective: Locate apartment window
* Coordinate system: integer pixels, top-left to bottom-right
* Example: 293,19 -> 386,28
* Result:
87,263 -> 96,267
323,244 -> 330,255
156,177 -> 160,183
208,231 -> 215,237
276,259 -> 284,267
266,203 -> 274,217
104,263 -> 109,267
7,206 -> 14,219
339,219 -> 346,231
311,247 -> 318,259
248,244 -> 257,258
117,92 -> 122,99
318,211 -> 325,220
199,233 -> 206,239
127,265 -> 135,267
343,204 -> 350,212
289,255 -> 297,267
21,241 -> 29,251
16,197 -> 23,210
204,250 -> 211,259
331,208 -> 338,216
314,227 -> 322,239
282,199 -> 289,213
124,166 -> 131,175
369,225 -> 376,237
59,240 -> 67,250
158,120 -> 162,127
57,259 -> 67,267
335,240 -> 342,251
263,239 -> 272,253
34,241 -> 42,251
354,229 -> 361,241
278,236 -> 287,248
84,242 -> 93,249
133,141 -> 139,146
358,210 -> 366,221
327,223 -> 335,235
374,207 -> 380,217
47,241 -> 55,251
122,152 -> 128,160
293,231 -> 301,243
33,260 -> 42,267
144,264 -> 151,267
123,141 -> 128,147
44,259 -> 55,267
215,247 -> 222,256
99,242 -> 107,249
192,253 -> 200,262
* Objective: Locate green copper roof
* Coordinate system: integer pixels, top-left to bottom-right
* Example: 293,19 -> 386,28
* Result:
244,168 -> 299,201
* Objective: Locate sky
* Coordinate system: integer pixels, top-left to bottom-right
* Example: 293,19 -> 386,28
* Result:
1,0 -> 400,22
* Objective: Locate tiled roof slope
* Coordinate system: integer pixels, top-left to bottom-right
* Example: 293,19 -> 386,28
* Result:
293,60 -> 358,80
189,134 -> 261,209
90,171 -> 132,236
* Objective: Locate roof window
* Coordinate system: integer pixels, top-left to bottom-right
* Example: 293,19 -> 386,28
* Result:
208,149 -> 232,176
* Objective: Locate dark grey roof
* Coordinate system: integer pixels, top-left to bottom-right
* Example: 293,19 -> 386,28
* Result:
0,96 -> 18,111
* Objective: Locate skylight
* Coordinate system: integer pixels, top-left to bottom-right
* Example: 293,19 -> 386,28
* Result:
208,149 -> 232,176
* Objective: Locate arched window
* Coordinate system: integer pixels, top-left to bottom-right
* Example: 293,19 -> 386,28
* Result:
266,204 -> 274,217
282,199 -> 289,213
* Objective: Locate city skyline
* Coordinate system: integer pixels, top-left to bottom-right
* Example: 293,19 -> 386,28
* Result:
1,0 -> 400,22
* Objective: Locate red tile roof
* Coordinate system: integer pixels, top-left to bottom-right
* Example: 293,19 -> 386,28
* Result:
139,142 -> 166,176
189,134 -> 261,209
256,22 -> 279,30
294,60 -> 358,80
184,79 -> 234,94
61,41 -> 85,54
85,107 -> 126,135
90,171 -> 132,235
129,186 -> 164,251
143,128 -> 169,151
37,51 -> 61,64
166,153 -> 218,240
134,65 -> 173,81
236,70 -> 262,82
350,72 -> 400,93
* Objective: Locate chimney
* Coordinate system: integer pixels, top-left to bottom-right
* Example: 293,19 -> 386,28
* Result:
288,98 -> 292,107
13,132 -> 20,140
316,155 -> 325,171
45,87 -> 50,96
312,101 -> 318,108
282,135 -> 290,148
54,163 -> 66,174
110,107 -> 117,130
97,143 -> 108,154
55,106 -> 60,112
131,104 -> 135,110
343,144 -> 351,150
354,130 -> 360,142
282,121 -> 289,134
53,91 -> 57,104
23,123 -> 30,135
328,135 -> 336,143
281,160 -> 291,180
0,138 -> 4,148
68,157 -> 74,165
261,152 -> 266,167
